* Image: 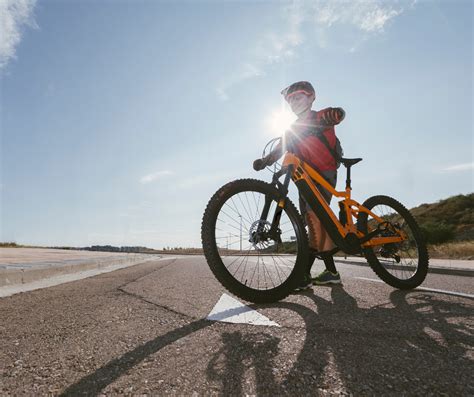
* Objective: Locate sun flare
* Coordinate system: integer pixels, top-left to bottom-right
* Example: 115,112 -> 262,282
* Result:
265,107 -> 296,137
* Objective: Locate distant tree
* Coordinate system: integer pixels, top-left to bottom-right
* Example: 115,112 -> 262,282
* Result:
0,242 -> 18,248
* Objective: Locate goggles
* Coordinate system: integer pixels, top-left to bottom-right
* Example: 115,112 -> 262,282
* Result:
284,90 -> 313,101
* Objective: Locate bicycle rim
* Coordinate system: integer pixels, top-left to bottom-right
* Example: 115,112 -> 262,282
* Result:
366,203 -> 421,280
215,188 -> 299,291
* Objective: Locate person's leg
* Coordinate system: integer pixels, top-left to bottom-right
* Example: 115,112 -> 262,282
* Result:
293,197 -> 314,291
321,253 -> 337,273
306,250 -> 317,274
311,171 -> 342,284
313,217 -> 335,253
305,210 -> 320,251
306,211 -> 338,277
316,172 -> 338,262
296,171 -> 340,289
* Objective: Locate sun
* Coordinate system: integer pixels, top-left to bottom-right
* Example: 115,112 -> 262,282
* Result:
264,106 -> 296,137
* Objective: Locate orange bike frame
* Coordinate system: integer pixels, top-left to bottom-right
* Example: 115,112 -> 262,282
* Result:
281,153 -> 406,251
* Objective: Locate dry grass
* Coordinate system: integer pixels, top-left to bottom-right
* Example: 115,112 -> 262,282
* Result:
428,240 -> 474,260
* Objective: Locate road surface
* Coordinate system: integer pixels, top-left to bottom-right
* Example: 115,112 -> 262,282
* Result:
0,255 -> 472,395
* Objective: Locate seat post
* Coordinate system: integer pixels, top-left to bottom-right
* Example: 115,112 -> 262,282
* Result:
346,166 -> 352,190
340,157 -> 362,191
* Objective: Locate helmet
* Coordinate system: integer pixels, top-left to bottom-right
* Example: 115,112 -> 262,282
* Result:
281,81 -> 315,101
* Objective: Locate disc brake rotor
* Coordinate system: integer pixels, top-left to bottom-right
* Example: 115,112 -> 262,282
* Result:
248,219 -> 272,249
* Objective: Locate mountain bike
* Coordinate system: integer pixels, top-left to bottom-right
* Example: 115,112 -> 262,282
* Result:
201,138 -> 429,303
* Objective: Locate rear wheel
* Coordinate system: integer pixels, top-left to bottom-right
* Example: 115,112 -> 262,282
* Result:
201,179 -> 308,303
357,195 -> 429,289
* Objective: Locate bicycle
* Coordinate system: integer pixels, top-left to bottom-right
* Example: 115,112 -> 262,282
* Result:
201,137 -> 429,303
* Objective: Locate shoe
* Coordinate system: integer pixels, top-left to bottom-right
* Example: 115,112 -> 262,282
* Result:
294,275 -> 312,292
312,270 -> 342,285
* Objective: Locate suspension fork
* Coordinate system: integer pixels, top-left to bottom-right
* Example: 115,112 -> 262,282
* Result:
257,166 -> 293,240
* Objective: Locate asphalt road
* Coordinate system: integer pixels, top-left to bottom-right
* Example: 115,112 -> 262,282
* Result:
0,256 -> 472,395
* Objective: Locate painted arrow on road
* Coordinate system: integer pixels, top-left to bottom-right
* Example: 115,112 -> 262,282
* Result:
207,293 -> 281,327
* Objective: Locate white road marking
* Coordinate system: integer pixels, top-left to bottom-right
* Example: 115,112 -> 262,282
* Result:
354,277 -> 474,299
207,293 -> 281,327
0,256 -> 168,299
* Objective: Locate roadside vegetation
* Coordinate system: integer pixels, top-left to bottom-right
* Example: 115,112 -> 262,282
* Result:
411,193 -> 473,259
411,193 -> 473,242
427,241 -> 474,260
0,242 -> 22,248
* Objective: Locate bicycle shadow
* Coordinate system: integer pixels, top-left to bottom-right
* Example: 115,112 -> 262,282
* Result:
207,331 -> 281,396
61,287 -> 473,395
205,287 -> 473,395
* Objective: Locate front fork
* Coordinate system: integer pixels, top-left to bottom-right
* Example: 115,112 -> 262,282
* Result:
257,166 -> 293,242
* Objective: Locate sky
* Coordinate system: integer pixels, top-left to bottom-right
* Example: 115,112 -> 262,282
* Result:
0,0 -> 472,249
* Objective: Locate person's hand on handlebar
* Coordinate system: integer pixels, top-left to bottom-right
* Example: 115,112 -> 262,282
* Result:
253,157 -> 268,171
253,140 -> 284,171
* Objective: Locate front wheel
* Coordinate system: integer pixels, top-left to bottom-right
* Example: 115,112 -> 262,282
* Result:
201,179 -> 308,303
357,195 -> 429,289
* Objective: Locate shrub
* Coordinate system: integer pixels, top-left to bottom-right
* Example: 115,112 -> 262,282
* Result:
0,242 -> 19,248
420,222 -> 455,244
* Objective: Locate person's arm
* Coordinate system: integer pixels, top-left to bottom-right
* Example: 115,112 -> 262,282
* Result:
318,107 -> 345,126
253,140 -> 284,171
264,140 -> 284,165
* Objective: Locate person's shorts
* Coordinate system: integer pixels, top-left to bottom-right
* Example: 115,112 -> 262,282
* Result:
299,170 -> 337,215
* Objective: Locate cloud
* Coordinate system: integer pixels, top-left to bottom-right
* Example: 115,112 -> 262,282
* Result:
0,0 -> 37,70
254,3 -> 304,64
442,163 -> 474,172
312,0 -> 405,33
140,170 -> 173,184
216,1 -> 303,101
216,63 -> 265,101
216,0 -> 415,100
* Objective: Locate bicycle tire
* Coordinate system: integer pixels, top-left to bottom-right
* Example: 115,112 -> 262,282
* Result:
201,178 -> 308,303
357,195 -> 429,289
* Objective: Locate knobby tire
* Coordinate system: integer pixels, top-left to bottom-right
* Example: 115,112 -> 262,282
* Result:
357,195 -> 429,289
201,179 -> 308,303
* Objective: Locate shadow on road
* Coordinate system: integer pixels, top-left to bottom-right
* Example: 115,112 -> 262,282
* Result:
60,318 -> 210,396
207,331 -> 280,396
61,288 -> 473,395
280,288 -> 473,394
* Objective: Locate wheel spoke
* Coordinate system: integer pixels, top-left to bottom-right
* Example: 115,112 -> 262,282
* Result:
210,186 -> 300,292
363,199 -> 426,283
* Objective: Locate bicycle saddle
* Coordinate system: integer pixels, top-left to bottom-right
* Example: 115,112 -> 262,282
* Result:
340,157 -> 363,167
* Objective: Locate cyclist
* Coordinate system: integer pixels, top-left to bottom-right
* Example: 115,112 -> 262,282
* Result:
253,81 -> 345,289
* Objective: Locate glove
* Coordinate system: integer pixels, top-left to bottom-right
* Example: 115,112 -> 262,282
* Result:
253,158 -> 267,171
320,107 -> 345,126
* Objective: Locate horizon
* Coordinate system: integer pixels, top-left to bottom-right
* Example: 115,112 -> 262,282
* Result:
1,0 -> 473,249
1,191 -> 471,250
